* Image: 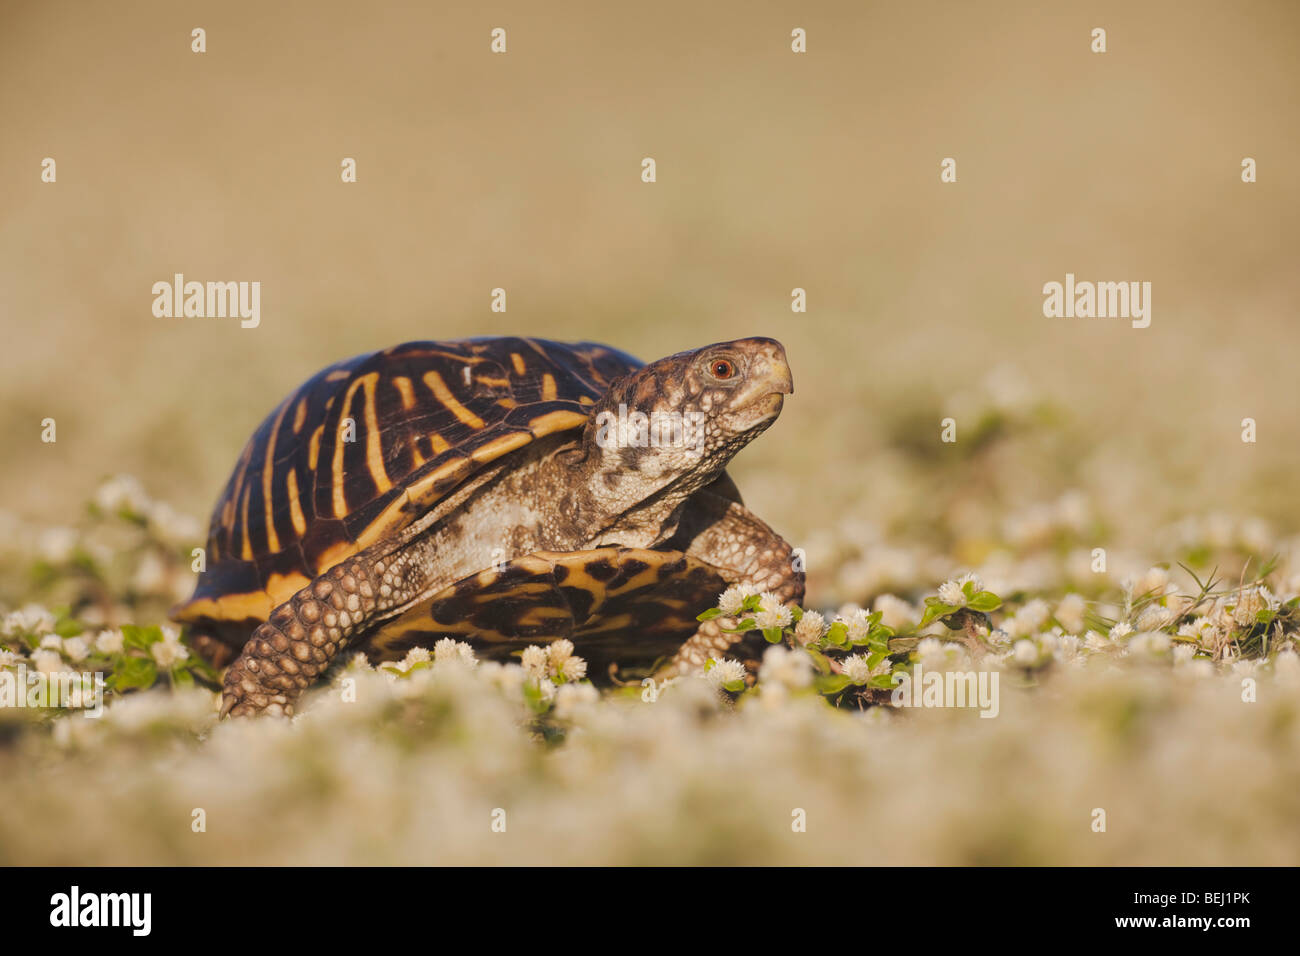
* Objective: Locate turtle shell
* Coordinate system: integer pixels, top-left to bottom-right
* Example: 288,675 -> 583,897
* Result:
369,547 -> 730,677
174,337 -> 642,630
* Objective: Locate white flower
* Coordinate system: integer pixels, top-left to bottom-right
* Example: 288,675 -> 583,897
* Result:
1172,643 -> 1196,664
39,634 -> 64,651
536,677 -> 557,702
705,658 -> 748,689
1232,586 -> 1278,627
399,646 -> 431,669
94,629 -> 125,655
916,637 -> 947,662
1083,629 -> 1109,651
31,649 -> 63,674
546,639 -> 574,669
150,628 -> 189,668
560,655 -> 587,682
754,596 -> 792,631
1013,640 -> 1038,665
1135,602 -> 1177,632
874,594 -> 918,631
1055,593 -> 1087,634
1129,566 -> 1169,598
837,607 -> 872,643
1108,622 -> 1133,641
758,645 -> 813,691
3,604 -> 55,637
95,474 -> 150,515
938,580 -> 966,607
1055,633 -> 1081,660
717,584 -> 757,617
841,654 -> 874,683
0,649 -> 18,668
433,638 -> 477,666
520,645 -> 548,678
793,610 -> 827,645
61,637 -> 90,662
1006,599 -> 1050,637
958,572 -> 984,593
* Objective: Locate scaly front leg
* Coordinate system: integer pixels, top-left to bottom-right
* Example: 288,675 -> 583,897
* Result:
221,538 -> 436,717
659,493 -> 805,678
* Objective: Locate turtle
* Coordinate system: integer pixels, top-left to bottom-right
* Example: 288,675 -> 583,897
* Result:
171,335 -> 803,716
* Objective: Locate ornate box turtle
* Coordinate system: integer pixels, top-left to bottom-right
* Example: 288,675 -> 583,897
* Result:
172,336 -> 803,716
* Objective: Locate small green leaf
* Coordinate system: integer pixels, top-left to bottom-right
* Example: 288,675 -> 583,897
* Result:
111,656 -> 158,692
920,603 -> 959,628
968,591 -> 1002,612
696,607 -> 723,622
804,646 -> 833,675
762,627 -> 784,644
120,625 -> 161,651
815,674 -> 853,695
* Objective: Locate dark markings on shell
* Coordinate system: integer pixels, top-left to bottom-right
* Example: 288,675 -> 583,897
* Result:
370,548 -> 729,679
189,337 -> 642,611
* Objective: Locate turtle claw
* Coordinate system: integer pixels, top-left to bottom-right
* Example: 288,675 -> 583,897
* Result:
220,658 -> 296,718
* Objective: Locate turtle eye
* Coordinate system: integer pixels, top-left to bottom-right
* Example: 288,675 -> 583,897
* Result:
709,358 -> 737,381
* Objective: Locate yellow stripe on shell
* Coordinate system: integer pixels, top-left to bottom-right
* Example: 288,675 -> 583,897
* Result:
391,376 -> 416,410
332,372 -> 392,518
286,467 -> 307,536
422,371 -> 485,428
239,482 -> 253,560
261,399 -> 292,553
308,424 -> 324,470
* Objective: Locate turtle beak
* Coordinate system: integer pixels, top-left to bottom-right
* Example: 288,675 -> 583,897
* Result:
733,338 -> 794,409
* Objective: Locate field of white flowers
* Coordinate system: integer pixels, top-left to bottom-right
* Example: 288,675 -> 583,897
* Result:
3,462 -> 1299,866
4,0 -> 1298,867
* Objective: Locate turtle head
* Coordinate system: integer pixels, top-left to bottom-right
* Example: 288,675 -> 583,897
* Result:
578,337 -> 793,508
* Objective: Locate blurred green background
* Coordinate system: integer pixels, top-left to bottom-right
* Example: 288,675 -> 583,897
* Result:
2,0 -> 1297,577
